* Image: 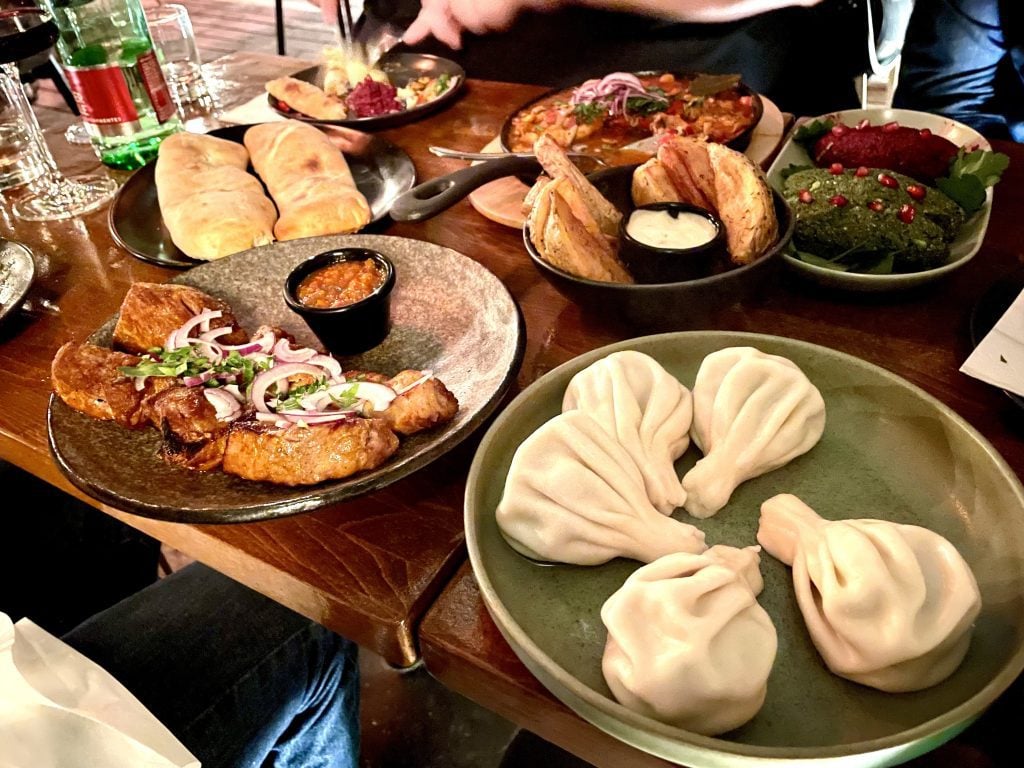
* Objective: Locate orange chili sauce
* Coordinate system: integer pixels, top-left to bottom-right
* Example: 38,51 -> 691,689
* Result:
296,259 -> 386,309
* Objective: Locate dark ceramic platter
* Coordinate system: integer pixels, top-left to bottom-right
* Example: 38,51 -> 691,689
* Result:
268,52 -> 466,130
108,125 -> 416,269
47,234 -> 525,524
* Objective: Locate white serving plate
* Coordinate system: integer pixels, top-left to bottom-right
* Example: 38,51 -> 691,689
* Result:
765,108 -> 993,292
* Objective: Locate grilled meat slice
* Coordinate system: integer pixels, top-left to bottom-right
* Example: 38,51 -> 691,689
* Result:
146,387 -> 240,471
222,417 -> 399,485
381,370 -> 459,436
113,282 -> 248,354
51,342 -> 175,427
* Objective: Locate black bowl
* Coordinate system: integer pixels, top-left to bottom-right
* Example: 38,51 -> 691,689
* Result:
523,165 -> 794,330
619,203 -> 727,283
283,248 -> 396,356
499,71 -> 764,160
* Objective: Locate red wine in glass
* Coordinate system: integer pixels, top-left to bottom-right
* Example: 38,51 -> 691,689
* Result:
0,7 -> 59,65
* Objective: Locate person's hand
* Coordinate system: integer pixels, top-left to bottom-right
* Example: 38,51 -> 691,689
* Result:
403,0 -> 553,49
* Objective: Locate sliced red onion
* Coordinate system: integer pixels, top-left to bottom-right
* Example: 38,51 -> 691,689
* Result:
308,354 -> 343,381
203,389 -> 242,422
273,337 -> 318,363
133,375 -> 148,392
255,412 -> 291,429
185,337 -> 224,363
393,370 -> 434,396
277,411 -> 358,425
350,381 -> 396,412
199,326 -> 233,343
165,309 -> 223,350
250,363 -> 329,413
222,384 -> 245,402
183,370 -> 215,387
214,372 -> 238,384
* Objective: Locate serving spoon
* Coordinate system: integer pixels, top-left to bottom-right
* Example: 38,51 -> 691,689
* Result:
428,146 -> 608,167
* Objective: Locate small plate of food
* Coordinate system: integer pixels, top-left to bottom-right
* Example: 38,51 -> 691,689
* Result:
109,121 -> 415,269
266,51 -> 465,129
47,233 -> 524,524
0,237 -> 35,326
501,71 -> 763,166
766,108 -> 1009,291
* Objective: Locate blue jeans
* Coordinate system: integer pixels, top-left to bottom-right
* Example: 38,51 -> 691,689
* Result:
62,563 -> 359,768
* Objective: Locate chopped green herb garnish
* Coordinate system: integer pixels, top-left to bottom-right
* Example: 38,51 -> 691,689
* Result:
572,102 -> 607,125
625,95 -> 668,116
436,73 -> 451,94
793,118 -> 834,152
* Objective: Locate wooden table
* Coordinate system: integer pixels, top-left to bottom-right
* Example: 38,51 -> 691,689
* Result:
3,51 -> 1023,765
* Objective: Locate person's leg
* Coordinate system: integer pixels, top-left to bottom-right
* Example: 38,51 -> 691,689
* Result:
62,563 -> 359,768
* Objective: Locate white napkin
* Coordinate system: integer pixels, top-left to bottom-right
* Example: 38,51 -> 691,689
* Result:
0,613 -> 200,768
217,93 -> 285,125
960,285 -> 1024,397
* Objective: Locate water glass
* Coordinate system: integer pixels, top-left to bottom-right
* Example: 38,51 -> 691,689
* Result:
0,77 -> 44,190
146,3 -> 211,114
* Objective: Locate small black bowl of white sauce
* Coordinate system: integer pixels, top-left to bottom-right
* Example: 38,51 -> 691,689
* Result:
619,203 -> 727,284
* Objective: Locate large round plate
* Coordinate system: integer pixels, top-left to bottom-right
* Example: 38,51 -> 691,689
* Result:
0,237 -> 35,325
268,53 -> 465,130
108,125 -> 416,269
48,234 -> 524,524
465,331 -> 1024,767
765,108 -> 993,292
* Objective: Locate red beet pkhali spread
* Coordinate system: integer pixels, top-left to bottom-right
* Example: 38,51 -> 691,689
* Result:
346,77 -> 403,118
813,122 -> 959,184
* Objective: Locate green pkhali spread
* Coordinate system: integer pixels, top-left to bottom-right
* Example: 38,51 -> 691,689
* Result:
783,168 -> 966,274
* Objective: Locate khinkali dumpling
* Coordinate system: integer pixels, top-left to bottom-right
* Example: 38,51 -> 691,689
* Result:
496,410 -> 706,565
682,347 -> 826,519
758,493 -> 981,692
563,350 -> 692,514
601,545 -> 777,735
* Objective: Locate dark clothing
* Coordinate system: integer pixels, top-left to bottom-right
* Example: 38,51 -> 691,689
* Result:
896,0 -> 1023,141
364,1 -> 869,117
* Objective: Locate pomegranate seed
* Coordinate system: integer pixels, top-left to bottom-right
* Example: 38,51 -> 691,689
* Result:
829,162 -> 844,175
906,184 -> 927,201
740,95 -> 752,106
868,199 -> 886,212
856,118 -> 870,129
831,124 -> 848,136
829,194 -> 848,207
798,189 -> 814,204
877,173 -> 899,189
883,121 -> 900,132
898,204 -> 916,223
855,166 -> 870,177
919,128 -> 932,137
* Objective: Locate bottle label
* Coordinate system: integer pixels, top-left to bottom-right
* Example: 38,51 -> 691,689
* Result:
136,50 -> 177,124
63,64 -> 139,125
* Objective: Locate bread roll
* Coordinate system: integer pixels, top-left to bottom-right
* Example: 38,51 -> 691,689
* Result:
244,121 -> 372,241
155,133 -> 277,261
265,76 -> 348,120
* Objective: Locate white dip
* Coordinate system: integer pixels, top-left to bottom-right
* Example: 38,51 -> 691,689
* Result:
627,209 -> 717,250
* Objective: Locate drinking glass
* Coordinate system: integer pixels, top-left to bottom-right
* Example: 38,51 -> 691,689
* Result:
146,3 -> 212,115
0,65 -> 44,189
0,0 -> 117,221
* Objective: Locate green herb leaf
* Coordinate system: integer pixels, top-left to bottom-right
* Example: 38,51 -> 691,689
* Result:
436,73 -> 451,94
572,102 -> 606,125
625,95 -> 667,116
792,248 -> 850,271
937,175 -> 986,215
689,73 -> 741,98
936,148 -> 1009,214
793,119 -> 834,152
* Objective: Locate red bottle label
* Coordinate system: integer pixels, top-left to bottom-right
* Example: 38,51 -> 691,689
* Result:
63,64 -> 139,125
136,50 -> 177,124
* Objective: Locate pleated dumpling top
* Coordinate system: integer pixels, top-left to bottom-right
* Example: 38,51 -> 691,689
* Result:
563,350 -> 692,515
495,410 -> 707,566
683,347 -> 826,519
758,493 -> 981,692
601,545 -> 777,735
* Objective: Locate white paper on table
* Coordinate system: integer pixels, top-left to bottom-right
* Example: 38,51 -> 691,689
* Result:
960,284 -> 1024,397
216,93 -> 285,125
0,613 -> 200,768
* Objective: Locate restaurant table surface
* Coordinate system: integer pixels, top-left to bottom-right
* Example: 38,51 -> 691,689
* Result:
3,51 -> 1024,766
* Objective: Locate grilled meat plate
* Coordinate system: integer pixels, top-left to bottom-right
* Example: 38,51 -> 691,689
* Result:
222,418 -> 399,485
51,342 -> 176,427
113,282 -> 248,354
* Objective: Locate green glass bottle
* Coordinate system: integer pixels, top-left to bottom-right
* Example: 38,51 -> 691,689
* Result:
42,0 -> 181,170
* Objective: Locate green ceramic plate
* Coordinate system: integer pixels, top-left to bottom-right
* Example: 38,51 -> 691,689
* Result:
465,331 -> 1024,767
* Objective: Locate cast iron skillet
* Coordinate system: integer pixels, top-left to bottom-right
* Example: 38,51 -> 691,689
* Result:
109,124 -> 416,269
498,72 -> 764,156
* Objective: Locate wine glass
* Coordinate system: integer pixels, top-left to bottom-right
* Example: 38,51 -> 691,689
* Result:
0,0 -> 116,221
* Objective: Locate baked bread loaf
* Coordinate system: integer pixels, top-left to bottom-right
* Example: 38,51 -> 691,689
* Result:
244,120 -> 372,240
155,133 -> 277,261
265,76 -> 348,120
